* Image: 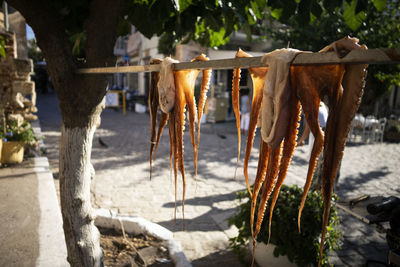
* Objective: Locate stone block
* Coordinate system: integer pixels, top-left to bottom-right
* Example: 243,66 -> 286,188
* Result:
14,58 -> 33,74
12,81 -> 34,93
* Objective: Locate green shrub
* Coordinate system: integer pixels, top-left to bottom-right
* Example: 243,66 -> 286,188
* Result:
3,120 -> 38,144
228,184 -> 342,267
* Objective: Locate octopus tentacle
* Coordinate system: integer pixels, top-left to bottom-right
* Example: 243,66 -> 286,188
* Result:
170,55 -> 208,221
319,39 -> 367,266
149,59 -> 162,180
196,66 -> 211,168
173,72 -> 188,220
297,102 -> 323,232
193,54 -> 211,178
153,112 -> 169,161
267,82 -> 300,243
253,145 -> 281,239
244,71 -> 268,194
293,64 -> 345,232
168,114 -> 178,221
235,49 -> 268,196
249,141 -> 270,239
185,88 -> 198,177
251,144 -> 281,267
232,68 -> 241,179
232,65 -> 241,179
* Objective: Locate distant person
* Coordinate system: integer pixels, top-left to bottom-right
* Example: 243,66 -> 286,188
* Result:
240,88 -> 251,134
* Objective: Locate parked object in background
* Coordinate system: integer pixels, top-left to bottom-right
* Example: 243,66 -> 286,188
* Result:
362,115 -> 380,143
337,195 -> 400,266
134,103 -> 146,113
105,90 -> 126,115
373,118 -> 387,143
125,90 -> 147,112
384,117 -> 400,143
348,113 -> 365,142
348,114 -> 387,144
206,97 -> 229,123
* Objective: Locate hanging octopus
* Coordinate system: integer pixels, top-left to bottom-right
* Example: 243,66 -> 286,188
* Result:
233,49 -> 302,266
232,49 -> 268,195
232,36 -> 367,267
317,37 -> 368,266
149,58 -> 165,180
290,36 -> 367,265
148,54 -> 212,220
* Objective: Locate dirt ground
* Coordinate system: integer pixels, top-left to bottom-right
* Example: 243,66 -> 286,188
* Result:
99,227 -> 174,267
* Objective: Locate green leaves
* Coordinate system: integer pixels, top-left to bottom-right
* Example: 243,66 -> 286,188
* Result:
3,121 -> 38,143
116,18 -> 132,37
177,0 -> 192,12
228,185 -> 342,266
70,32 -> 86,57
270,8 -> 283,19
0,36 -> 6,59
343,0 -> 366,31
208,27 -> 229,47
371,0 -> 387,11
127,0 -> 178,38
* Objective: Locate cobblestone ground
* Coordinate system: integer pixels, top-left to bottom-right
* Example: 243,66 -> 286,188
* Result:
38,92 -> 400,266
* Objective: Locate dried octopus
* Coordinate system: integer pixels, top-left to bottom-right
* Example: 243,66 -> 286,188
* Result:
148,54 -> 212,220
232,36 -> 367,266
232,49 -> 268,195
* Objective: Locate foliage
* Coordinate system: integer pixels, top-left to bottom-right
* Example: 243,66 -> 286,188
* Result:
228,184 -> 342,266
21,0 -> 383,57
3,121 -> 38,143
262,0 -> 399,114
122,0 -> 268,54
0,35 -> 5,58
27,39 -> 44,63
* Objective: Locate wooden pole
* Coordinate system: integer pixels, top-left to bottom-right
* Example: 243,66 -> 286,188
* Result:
76,48 -> 400,74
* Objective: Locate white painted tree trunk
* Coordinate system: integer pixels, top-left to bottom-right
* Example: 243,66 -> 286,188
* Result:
59,123 -> 102,266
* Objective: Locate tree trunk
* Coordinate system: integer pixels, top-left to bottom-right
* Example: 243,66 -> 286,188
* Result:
59,110 -> 102,266
7,1 -> 123,266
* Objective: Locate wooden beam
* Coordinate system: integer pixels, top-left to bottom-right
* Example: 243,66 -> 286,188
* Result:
76,48 -> 400,74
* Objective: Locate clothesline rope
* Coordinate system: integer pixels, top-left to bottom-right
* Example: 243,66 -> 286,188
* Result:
76,48 -> 400,74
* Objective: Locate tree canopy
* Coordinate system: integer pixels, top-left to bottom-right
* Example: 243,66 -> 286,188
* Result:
262,0 -> 399,115
2,0 -> 392,59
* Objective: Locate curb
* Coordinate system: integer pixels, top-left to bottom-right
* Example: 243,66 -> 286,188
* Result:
33,119 -> 191,266
95,208 -> 192,267
31,120 -> 45,148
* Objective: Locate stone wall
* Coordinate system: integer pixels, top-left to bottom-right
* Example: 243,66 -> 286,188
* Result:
8,8 -> 28,59
0,30 -> 37,125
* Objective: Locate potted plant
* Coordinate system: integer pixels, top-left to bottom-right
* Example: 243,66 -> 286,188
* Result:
1,120 -> 37,164
229,184 -> 342,267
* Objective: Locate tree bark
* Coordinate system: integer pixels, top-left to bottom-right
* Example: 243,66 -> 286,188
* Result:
59,106 -> 103,266
8,0 -> 123,266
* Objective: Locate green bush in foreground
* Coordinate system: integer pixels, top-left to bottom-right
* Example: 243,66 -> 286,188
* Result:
229,184 -> 342,266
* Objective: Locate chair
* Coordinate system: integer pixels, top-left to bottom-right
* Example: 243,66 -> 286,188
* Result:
348,114 -> 364,142
374,118 -> 387,143
362,115 -> 376,143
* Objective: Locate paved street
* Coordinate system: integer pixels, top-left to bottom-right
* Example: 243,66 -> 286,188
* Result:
37,92 -> 400,266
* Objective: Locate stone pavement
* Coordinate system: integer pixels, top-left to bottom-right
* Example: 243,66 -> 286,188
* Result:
37,92 -> 400,266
